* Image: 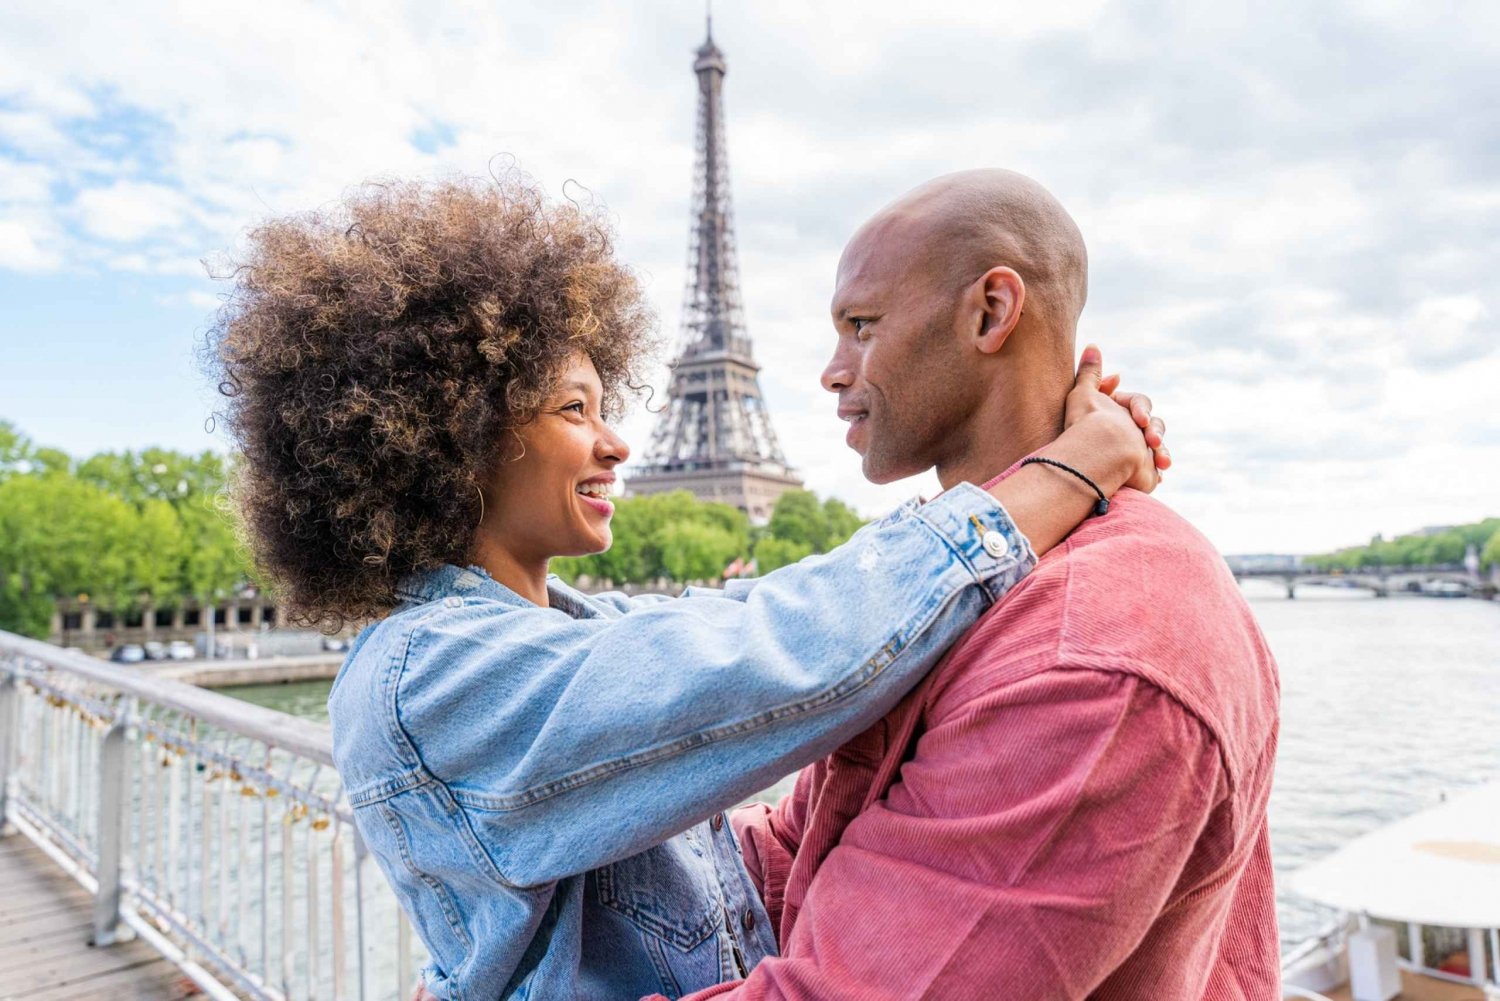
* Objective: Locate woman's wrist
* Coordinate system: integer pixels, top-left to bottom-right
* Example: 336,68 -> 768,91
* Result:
1040,413 -> 1136,497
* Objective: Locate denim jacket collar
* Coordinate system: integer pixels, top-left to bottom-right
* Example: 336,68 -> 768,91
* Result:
394,563 -> 603,619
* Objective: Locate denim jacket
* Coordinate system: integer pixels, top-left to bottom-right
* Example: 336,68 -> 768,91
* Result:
328,483 -> 1036,1000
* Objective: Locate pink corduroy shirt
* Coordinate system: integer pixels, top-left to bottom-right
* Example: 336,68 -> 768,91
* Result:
656,487 -> 1282,1001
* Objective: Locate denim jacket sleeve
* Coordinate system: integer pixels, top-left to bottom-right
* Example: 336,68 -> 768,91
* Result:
577,576 -> 759,614
384,483 -> 1034,886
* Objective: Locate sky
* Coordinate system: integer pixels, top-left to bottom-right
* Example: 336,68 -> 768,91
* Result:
1,0 -> 1496,555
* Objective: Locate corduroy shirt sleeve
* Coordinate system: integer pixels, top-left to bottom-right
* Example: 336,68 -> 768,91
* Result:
663,668 -> 1228,1001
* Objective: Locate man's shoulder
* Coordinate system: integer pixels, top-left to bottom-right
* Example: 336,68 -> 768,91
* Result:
928,491 -> 1278,766
951,490 -> 1240,656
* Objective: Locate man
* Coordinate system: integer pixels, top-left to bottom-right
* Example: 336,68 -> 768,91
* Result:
671,170 -> 1281,999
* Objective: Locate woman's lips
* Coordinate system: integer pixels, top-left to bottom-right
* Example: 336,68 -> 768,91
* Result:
578,493 -> 615,518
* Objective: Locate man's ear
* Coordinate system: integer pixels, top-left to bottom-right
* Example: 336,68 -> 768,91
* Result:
975,267 -> 1026,355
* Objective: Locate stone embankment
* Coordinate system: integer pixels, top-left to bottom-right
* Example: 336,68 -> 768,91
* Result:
141,653 -> 345,688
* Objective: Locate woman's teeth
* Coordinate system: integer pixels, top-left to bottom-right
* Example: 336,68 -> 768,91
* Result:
577,483 -> 612,498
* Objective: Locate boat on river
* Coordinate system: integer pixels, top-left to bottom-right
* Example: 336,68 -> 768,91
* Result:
1281,783 -> 1500,1000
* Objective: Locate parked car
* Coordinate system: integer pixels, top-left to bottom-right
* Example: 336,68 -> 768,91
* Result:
167,641 -> 196,661
142,641 -> 168,661
109,644 -> 146,664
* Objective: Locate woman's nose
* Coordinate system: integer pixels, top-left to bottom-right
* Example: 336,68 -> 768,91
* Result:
597,425 -> 630,464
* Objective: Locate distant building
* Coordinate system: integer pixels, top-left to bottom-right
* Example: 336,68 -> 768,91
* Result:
49,591 -> 281,653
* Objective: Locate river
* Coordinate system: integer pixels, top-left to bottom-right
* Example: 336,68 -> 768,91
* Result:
224,586 -> 1500,954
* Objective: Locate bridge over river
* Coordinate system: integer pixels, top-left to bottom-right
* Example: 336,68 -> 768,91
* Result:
1225,559 -> 1486,599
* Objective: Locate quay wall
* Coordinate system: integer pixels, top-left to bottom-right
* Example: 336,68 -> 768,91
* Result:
142,652 -> 345,688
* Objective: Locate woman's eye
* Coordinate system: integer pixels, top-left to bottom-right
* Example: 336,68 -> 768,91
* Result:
563,402 -> 586,415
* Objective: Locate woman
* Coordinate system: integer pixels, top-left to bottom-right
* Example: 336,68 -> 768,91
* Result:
212,177 -> 1167,1000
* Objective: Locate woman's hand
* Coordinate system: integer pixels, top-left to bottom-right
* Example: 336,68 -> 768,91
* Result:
1061,345 -> 1169,495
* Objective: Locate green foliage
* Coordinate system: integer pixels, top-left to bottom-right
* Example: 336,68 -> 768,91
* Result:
0,420 -> 873,637
752,536 -> 814,574
0,425 -> 251,638
1483,529 -> 1500,571
1305,519 -> 1497,572
552,487 -> 866,586
554,491 -> 754,585
767,490 -> 865,553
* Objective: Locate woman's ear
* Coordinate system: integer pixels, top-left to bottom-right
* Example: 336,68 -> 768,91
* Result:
975,267 -> 1026,355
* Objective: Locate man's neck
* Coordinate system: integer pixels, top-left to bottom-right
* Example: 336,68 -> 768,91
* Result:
933,378 -> 1066,492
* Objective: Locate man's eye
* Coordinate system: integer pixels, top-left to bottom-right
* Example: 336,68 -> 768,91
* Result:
851,318 -> 874,339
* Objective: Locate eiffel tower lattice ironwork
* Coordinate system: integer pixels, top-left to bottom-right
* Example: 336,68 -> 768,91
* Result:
627,19 -> 803,523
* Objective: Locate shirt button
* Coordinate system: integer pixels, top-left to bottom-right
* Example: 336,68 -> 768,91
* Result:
711,813 -> 724,831
981,530 -> 1008,558
741,910 -> 755,931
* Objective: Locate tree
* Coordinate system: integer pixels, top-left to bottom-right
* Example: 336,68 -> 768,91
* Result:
767,490 -> 829,551
178,497 -> 249,606
659,521 -> 743,583
752,536 -> 813,574
131,499 -> 188,607
822,497 -> 864,548
1482,528 -> 1500,570
0,474 -> 138,637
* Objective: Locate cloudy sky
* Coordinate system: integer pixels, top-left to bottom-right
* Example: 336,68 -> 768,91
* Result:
2,0 -> 1495,554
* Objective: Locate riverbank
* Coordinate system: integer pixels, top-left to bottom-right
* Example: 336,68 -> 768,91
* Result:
143,652 -> 343,688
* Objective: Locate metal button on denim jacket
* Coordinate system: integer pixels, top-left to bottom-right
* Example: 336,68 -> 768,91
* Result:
327,483 -> 1036,1000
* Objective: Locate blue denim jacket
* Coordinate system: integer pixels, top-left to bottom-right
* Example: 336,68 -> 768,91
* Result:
328,483 -> 1036,1000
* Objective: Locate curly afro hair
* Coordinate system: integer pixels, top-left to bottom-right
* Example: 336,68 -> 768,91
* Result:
209,175 -> 656,629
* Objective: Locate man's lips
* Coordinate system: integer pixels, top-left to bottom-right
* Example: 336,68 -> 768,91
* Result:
840,408 -> 869,449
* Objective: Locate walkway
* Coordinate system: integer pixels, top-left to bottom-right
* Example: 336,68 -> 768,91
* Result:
0,832 -> 205,1001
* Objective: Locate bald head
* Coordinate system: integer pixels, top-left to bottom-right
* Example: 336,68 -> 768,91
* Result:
825,170 -> 1091,487
843,168 -> 1089,343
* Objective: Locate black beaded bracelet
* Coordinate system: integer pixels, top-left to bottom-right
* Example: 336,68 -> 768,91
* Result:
1019,456 -> 1110,517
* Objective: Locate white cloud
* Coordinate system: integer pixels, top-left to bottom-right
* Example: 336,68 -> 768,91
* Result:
0,220 -> 62,272
0,0 -> 1496,553
1405,296 -> 1493,370
72,181 -> 193,242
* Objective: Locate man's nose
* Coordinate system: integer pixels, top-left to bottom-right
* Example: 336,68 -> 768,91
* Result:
821,346 -> 855,394
597,423 -> 630,465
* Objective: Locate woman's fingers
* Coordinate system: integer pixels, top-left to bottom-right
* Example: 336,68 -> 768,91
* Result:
1111,390 -> 1154,429
1099,373 -> 1121,396
1154,443 -> 1172,470
1146,415 -> 1165,449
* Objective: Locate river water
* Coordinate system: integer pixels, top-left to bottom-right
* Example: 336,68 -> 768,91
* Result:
225,586 -> 1500,954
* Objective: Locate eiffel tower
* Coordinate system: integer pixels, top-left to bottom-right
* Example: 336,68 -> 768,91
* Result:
626,18 -> 803,523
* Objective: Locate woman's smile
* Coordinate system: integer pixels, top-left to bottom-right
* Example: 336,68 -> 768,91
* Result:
576,473 -> 616,519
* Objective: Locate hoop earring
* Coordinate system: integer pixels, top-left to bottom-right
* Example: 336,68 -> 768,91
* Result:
475,484 -> 486,529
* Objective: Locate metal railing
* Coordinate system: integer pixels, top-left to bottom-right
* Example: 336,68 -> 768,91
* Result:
0,630 -> 426,1000
1282,914 -> 1500,998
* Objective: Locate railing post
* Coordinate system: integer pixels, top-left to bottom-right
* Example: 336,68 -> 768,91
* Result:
0,664 -> 16,834
1466,927 -> 1488,983
91,716 -> 131,946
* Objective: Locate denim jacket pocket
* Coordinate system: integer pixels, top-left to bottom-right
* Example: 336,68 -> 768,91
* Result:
595,837 -> 719,951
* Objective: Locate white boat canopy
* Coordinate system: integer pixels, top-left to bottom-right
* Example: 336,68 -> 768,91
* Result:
1291,782 -> 1500,928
